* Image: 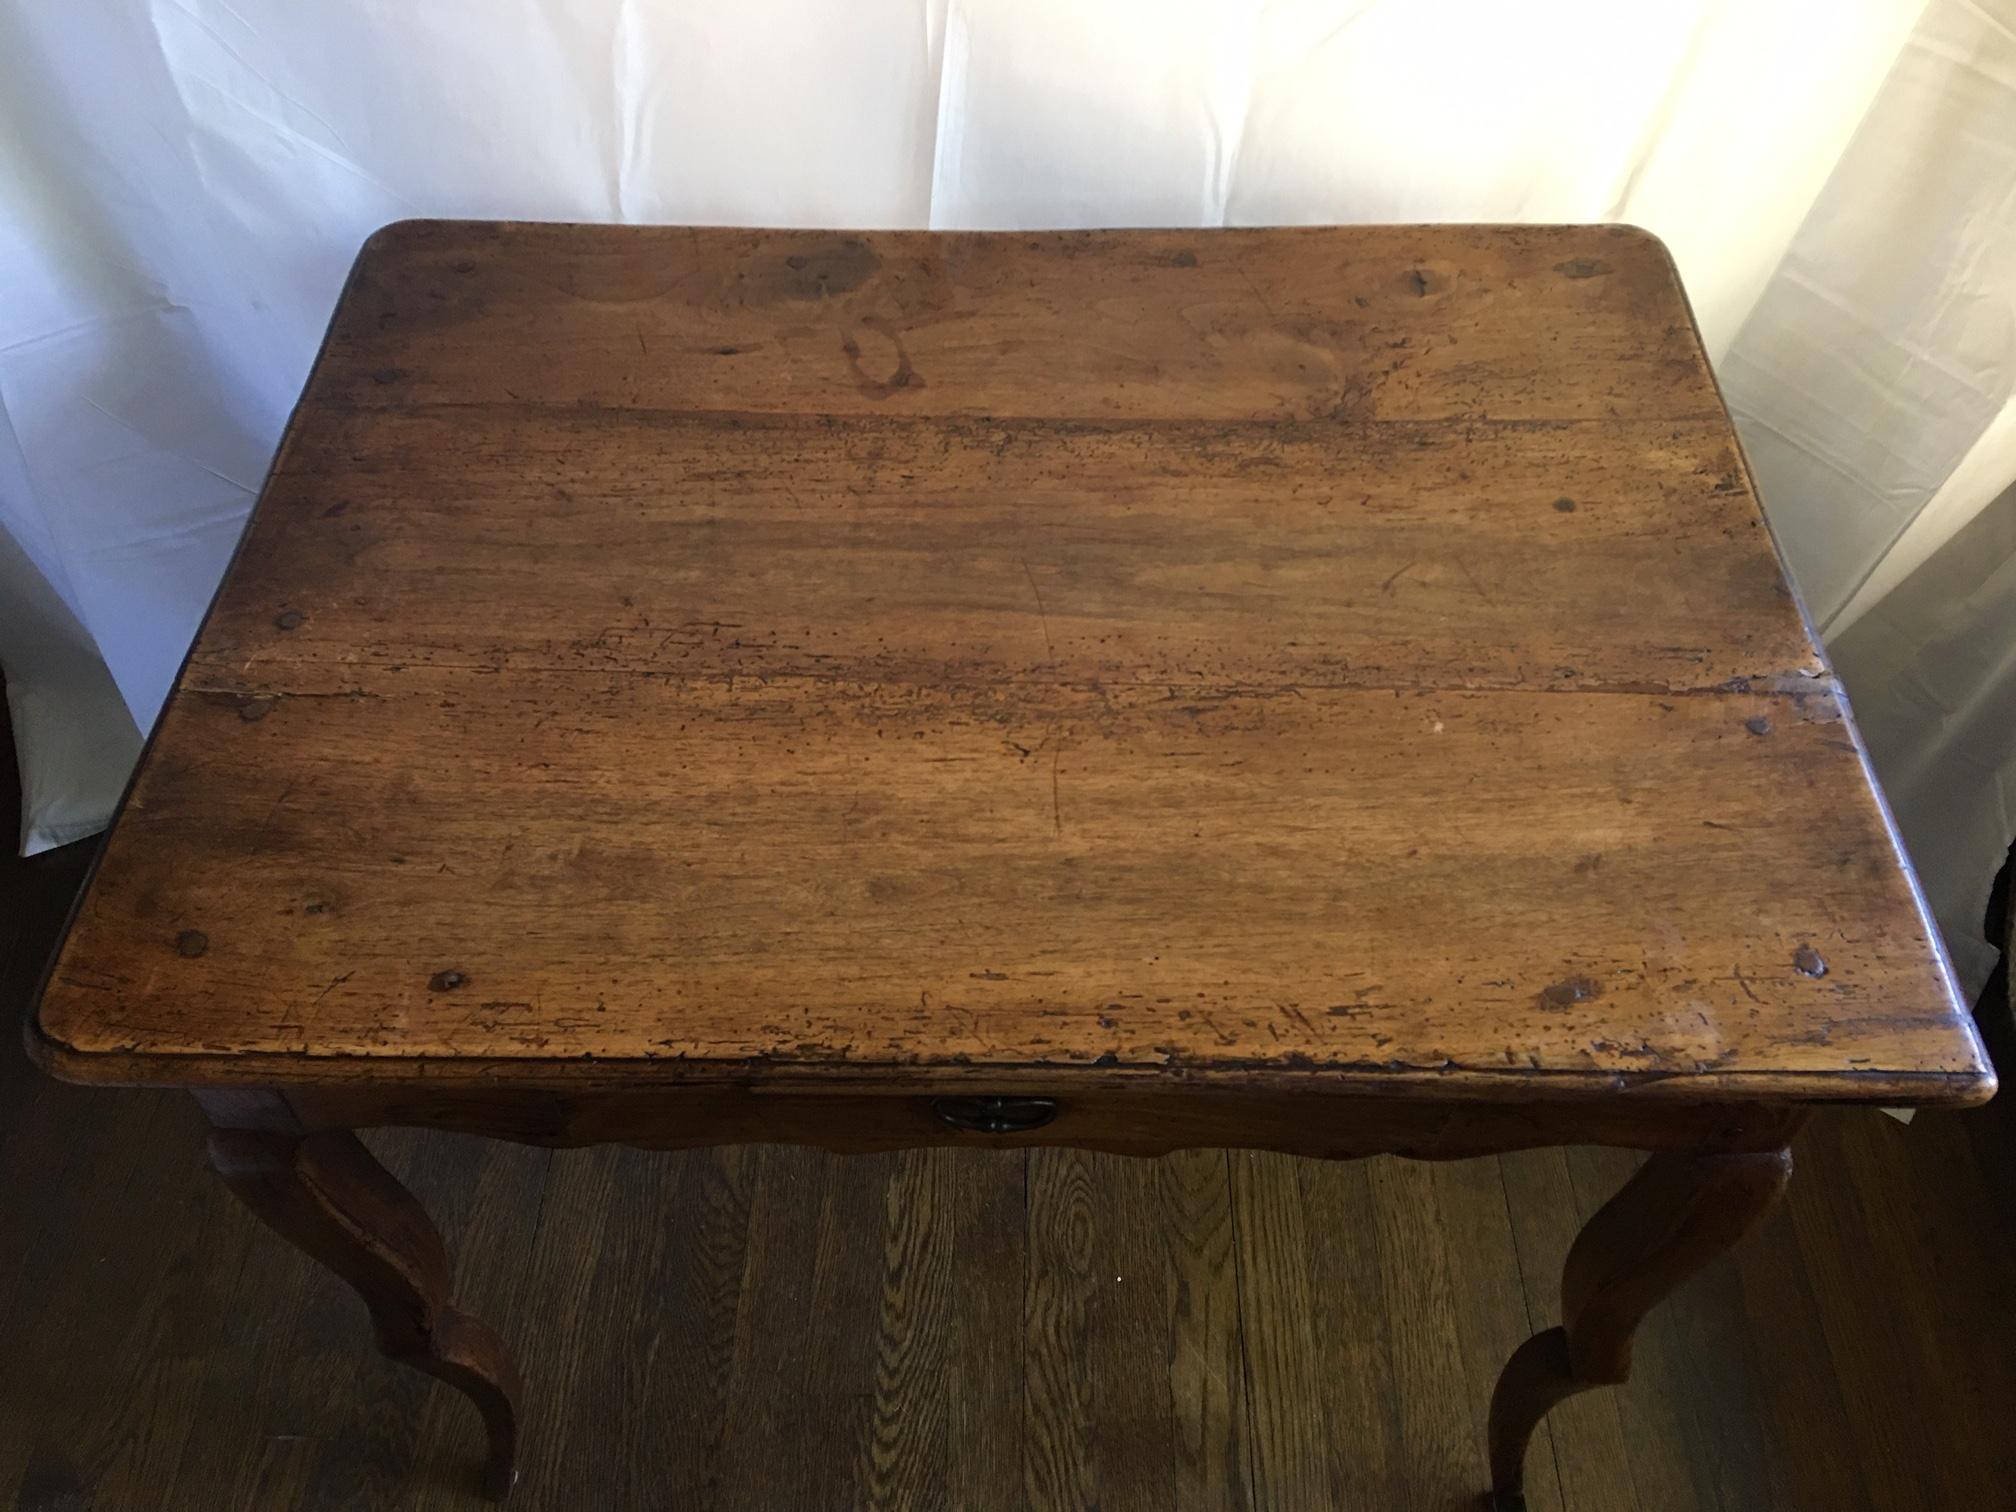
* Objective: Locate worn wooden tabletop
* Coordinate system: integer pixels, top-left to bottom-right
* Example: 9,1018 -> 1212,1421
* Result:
32,222 -> 1992,1104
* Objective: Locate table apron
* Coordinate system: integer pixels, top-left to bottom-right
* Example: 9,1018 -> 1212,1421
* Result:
197,1085 -> 1808,1160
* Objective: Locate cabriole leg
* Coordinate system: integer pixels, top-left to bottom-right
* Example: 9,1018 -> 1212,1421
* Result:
205,1118 -> 522,1500
1485,1147 -> 1792,1510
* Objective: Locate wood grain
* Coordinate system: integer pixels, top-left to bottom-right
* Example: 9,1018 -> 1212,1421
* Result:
942,1146 -> 1027,1512
34,669 -> 1982,1099
1024,1147 -> 1099,1509
31,223 -> 1987,1108
314,223 -> 1721,425
1087,1153 -> 1180,1512
1229,1151 -> 1335,1505
1162,1150 -> 1248,1511
214,406 -> 1810,695
30,222 -> 1986,1107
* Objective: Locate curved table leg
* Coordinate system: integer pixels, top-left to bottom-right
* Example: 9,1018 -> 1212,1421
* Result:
1485,1147 -> 1792,1511
207,1126 -> 522,1500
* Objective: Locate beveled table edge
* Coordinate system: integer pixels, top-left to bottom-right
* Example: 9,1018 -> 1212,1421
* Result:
24,1015 -> 1998,1109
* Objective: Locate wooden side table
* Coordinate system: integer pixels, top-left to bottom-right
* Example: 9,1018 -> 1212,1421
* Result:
29,222 -> 1993,1508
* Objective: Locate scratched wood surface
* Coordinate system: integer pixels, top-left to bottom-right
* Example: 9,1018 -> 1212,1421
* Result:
30,222 -> 1990,1102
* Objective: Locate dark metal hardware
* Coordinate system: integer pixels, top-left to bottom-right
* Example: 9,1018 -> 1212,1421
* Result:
930,1095 -> 1060,1134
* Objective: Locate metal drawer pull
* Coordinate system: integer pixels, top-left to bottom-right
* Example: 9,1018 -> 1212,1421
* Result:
930,1096 -> 1059,1134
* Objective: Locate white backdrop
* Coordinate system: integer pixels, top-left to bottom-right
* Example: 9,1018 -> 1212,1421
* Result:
4,0 -> 2014,994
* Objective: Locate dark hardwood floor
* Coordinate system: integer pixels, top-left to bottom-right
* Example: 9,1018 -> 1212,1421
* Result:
3,709 -> 2013,1509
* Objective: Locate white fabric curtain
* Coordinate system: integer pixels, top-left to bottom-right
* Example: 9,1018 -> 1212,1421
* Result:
4,0 -> 2013,995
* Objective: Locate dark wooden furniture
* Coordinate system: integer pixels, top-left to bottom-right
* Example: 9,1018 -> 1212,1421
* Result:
29,222 -> 1993,1508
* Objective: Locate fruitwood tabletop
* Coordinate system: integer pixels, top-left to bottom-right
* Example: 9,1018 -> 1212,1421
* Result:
30,221 -> 1993,1508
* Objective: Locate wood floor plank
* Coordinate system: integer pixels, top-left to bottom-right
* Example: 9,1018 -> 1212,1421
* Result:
1024,1147 -> 1098,1510
791,1152 -> 892,1510
647,1147 -> 763,1509
1497,1147 -> 1640,1512
1801,1109 -> 2016,1512
505,1144 -> 626,1503
1087,1153 -> 1177,1512
711,1148 -> 843,1512
153,1145 -> 354,1512
403,1135 -> 553,1510
942,1150 -> 1027,1512
1724,1200 -> 1869,1512
1561,1146 -> 1707,1512
1291,1155 -> 1406,1510
0,1092 -> 212,1499
860,1147 -> 955,1510
1229,1150 -> 1336,1508
1364,1156 -> 1494,1512
1161,1150 -> 1248,1512
298,1131 -> 462,1512
1427,1156 -> 1566,1512
153,1128 -> 359,1511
